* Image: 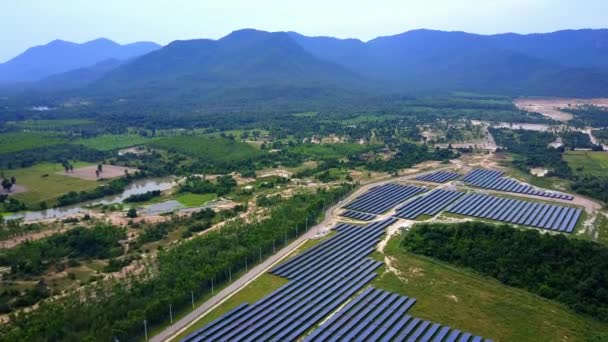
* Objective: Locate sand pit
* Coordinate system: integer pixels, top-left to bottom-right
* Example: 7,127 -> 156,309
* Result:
514,98 -> 608,122
59,165 -> 139,181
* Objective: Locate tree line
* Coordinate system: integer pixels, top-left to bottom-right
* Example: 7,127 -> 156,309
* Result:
401,222 -> 608,321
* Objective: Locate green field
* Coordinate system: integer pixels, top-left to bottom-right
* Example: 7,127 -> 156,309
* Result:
78,134 -> 155,151
150,136 -> 261,163
175,193 -> 217,207
564,151 -> 608,176
4,162 -> 100,207
0,132 -> 67,154
6,119 -> 95,131
287,142 -> 373,160
373,237 -> 608,342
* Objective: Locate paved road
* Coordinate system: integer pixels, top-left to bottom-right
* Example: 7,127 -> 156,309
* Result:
154,168 -> 452,342
153,197 -> 350,342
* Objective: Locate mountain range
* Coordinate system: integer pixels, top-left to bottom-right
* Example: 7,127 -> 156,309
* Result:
0,38 -> 160,83
2,28 -> 608,100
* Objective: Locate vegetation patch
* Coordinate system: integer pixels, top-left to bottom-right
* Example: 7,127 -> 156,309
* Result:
402,221 -> 608,322
564,151 -> 608,177
78,134 -> 155,151
375,236 -> 608,341
0,132 -> 67,154
175,193 -> 217,207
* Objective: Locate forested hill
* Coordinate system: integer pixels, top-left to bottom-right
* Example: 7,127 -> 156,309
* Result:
86,29 -> 365,102
0,38 -> 160,83
4,28 -> 608,102
289,29 -> 608,97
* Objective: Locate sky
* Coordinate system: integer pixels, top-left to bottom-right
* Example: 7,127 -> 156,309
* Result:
1,0 -> 607,62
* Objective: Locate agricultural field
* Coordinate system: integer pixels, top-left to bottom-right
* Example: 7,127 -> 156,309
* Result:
374,237 -> 608,342
150,136 -> 261,163
175,193 -> 217,207
5,119 -> 96,131
287,142 -> 373,160
3,162 -> 99,207
564,151 -> 608,176
77,134 -> 155,151
0,132 -> 67,154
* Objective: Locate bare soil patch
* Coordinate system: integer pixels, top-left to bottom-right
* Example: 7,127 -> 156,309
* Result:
0,184 -> 27,195
59,165 -> 139,181
514,98 -> 608,122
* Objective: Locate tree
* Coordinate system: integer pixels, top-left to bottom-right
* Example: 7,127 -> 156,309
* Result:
1,179 -> 13,192
97,164 -> 103,173
10,176 -> 16,185
126,208 -> 138,218
95,170 -> 100,178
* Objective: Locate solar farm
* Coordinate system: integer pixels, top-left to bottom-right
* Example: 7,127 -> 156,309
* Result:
182,168 -> 585,342
344,184 -> 427,214
416,171 -> 461,183
340,209 -> 377,221
306,287 -> 491,342
462,169 -> 573,200
394,189 -> 464,220
447,193 -> 582,233
183,218 -> 492,342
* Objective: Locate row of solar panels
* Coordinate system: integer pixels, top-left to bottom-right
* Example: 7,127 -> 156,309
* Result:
340,210 -> 377,221
395,189 -> 464,220
447,193 -> 582,233
344,184 -> 427,214
416,171 -> 461,183
272,219 -> 396,279
462,169 -> 573,200
307,287 -> 492,342
183,219 -> 397,342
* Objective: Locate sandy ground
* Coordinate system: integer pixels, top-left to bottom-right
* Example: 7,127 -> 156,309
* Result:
514,98 -> 608,122
0,184 -> 27,195
59,164 -> 139,181
435,125 -> 497,150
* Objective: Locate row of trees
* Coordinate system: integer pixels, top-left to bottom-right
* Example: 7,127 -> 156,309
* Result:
402,222 -> 608,321
0,184 -> 353,341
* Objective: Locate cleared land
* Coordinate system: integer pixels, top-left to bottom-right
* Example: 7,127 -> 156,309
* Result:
175,193 -> 217,207
6,162 -> 99,206
374,237 -> 608,342
514,98 -> 608,122
77,134 -> 155,151
60,164 -> 139,181
564,151 -> 608,176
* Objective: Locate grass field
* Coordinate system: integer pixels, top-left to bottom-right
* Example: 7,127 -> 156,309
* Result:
374,237 -> 608,342
150,136 -> 261,163
287,142 -> 374,160
6,119 -> 95,131
0,132 -> 67,154
564,151 -> 608,176
78,134 -> 155,151
175,193 -> 217,207
5,162 -> 100,207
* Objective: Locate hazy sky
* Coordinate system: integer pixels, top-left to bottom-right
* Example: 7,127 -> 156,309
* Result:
2,0 -> 607,62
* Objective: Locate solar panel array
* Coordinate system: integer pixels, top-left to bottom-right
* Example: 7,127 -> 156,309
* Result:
394,189 -> 464,220
183,219 -> 397,342
416,171 -> 461,183
344,184 -> 427,214
447,193 -> 582,233
462,169 -> 573,200
340,210 -> 377,221
306,287 -> 492,342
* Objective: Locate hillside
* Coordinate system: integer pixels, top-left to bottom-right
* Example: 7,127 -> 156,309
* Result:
290,29 -> 608,96
88,29 -> 364,102
0,38 -> 160,82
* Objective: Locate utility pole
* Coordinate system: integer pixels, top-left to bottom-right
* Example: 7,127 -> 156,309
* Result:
211,278 -> 214,295
169,304 -> 173,324
229,268 -> 232,283
259,247 -> 262,262
143,320 -> 148,341
191,291 -> 194,309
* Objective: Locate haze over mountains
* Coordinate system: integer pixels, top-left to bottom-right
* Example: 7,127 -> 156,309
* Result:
2,28 -> 608,99
0,38 -> 160,83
